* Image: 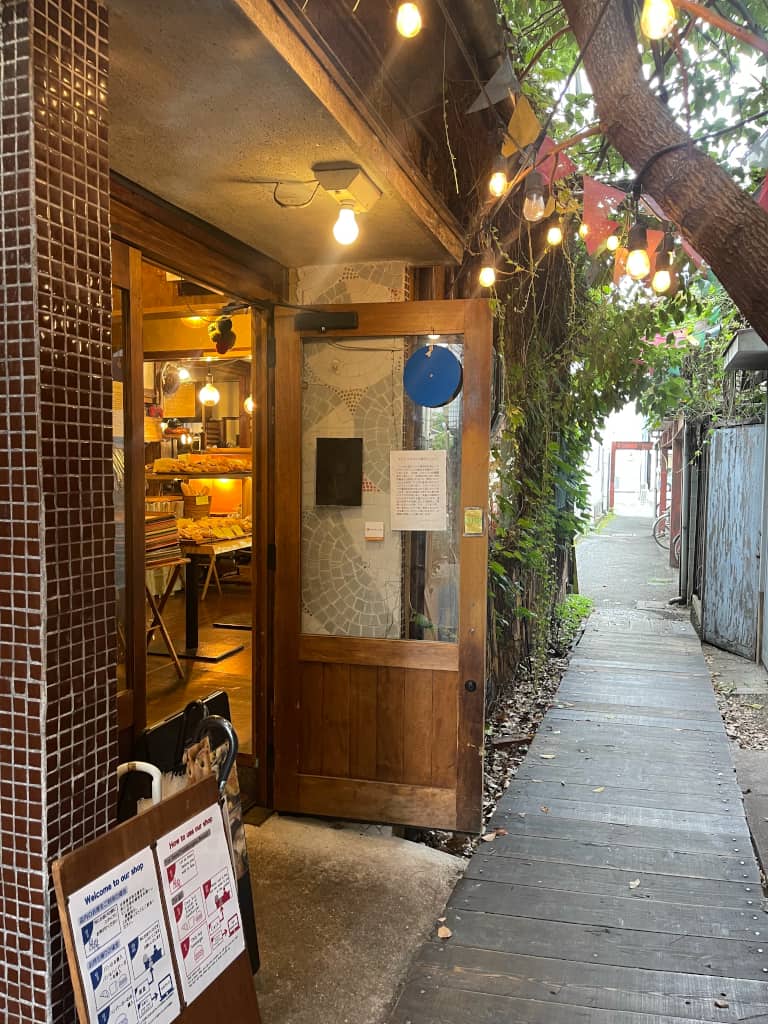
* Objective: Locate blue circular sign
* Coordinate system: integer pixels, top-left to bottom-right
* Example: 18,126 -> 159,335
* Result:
403,345 -> 463,408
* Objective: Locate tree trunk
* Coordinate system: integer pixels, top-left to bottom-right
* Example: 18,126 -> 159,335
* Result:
560,0 -> 768,342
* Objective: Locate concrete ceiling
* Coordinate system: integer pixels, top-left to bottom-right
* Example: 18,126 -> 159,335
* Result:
109,0 -> 449,268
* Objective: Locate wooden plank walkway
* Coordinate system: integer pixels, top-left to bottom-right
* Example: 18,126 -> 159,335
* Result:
389,612 -> 768,1024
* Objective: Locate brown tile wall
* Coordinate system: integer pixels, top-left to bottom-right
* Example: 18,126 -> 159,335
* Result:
0,1 -> 115,1021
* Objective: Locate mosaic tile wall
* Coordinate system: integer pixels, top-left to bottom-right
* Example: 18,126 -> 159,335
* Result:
296,262 -> 407,637
0,1 -> 115,1020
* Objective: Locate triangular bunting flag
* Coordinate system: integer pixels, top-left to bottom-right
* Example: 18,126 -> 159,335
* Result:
583,176 -> 626,255
758,174 -> 768,212
536,136 -> 577,184
501,95 -> 541,157
613,247 -> 629,286
467,56 -> 520,113
647,228 -> 665,278
642,193 -> 705,267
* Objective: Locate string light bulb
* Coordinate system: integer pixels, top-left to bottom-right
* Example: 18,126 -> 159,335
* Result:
640,0 -> 676,40
626,222 -> 651,280
606,233 -> 620,252
332,203 -> 359,245
244,395 -> 256,415
177,365 -> 191,381
488,156 -> 508,198
546,216 -> 563,247
396,2 -> 422,38
522,170 -> 547,223
198,374 -> 221,408
478,250 -> 496,289
578,222 -> 589,240
651,252 -> 672,294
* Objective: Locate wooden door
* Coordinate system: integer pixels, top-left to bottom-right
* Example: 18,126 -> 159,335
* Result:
273,301 -> 492,832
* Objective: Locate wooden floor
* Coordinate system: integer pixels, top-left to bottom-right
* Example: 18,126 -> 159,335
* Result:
389,611 -> 768,1024
145,586 -> 253,752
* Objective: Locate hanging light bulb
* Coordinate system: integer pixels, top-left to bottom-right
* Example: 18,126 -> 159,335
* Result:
606,233 -> 620,252
651,251 -> 673,294
244,395 -> 256,415
578,222 -> 589,240
396,2 -> 422,38
626,222 -> 651,280
522,170 -> 547,223
488,156 -> 508,198
640,0 -> 677,40
180,432 -> 189,446
177,365 -> 191,381
546,216 -> 563,247
198,374 -> 221,408
478,250 -> 496,289
333,203 -> 359,245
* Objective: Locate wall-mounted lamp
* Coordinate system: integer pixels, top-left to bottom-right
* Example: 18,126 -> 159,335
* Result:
313,163 -> 382,246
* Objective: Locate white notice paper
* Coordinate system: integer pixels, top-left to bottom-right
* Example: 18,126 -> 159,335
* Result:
68,847 -> 180,1024
157,803 -> 244,1005
390,450 -> 448,531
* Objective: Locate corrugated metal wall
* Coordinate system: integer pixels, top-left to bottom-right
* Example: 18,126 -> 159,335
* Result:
702,424 -> 764,659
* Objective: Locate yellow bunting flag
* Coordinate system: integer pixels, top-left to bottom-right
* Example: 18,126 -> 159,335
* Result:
501,95 -> 541,157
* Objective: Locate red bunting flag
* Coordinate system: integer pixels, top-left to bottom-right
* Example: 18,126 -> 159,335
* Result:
759,175 -> 768,212
536,136 -> 577,184
583,176 -> 626,255
641,193 -> 705,268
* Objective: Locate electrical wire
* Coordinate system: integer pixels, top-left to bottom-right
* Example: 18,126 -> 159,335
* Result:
272,181 -> 320,208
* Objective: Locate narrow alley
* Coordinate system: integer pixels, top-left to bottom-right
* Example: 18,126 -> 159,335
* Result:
389,514 -> 768,1023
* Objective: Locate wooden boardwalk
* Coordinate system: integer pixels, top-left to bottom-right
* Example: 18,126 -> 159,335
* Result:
389,612 -> 768,1024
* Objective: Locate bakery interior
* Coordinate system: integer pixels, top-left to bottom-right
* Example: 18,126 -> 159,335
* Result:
113,260 -> 256,754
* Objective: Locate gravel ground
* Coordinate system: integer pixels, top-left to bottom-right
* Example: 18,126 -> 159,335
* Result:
714,686 -> 768,750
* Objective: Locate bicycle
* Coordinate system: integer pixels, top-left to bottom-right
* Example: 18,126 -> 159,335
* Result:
653,509 -> 681,562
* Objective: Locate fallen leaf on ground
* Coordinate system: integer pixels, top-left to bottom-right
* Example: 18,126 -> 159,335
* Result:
495,828 -> 508,836
593,786 -> 605,793
437,925 -> 453,940
540,805 -> 550,814
629,878 -> 641,889
481,832 -> 496,842
714,1000 -> 729,1009
539,754 -> 556,760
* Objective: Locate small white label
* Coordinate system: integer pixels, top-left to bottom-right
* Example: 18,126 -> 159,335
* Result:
365,521 -> 385,541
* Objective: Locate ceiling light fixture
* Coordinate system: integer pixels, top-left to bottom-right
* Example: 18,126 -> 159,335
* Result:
313,163 -> 382,246
396,2 -> 422,38
178,366 -> 191,381
181,315 -> 206,328
199,374 -> 221,408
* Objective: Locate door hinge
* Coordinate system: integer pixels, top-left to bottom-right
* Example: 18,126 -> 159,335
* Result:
267,542 -> 276,571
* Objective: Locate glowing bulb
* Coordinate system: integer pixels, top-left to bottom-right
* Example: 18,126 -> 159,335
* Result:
488,156 -> 508,199
652,268 -> 672,294
333,203 -> 359,245
160,421 -> 168,432
625,223 -> 650,280
177,365 -> 191,381
396,2 -> 422,38
244,394 -> 255,415
640,0 -> 676,40
652,249 -> 673,294
606,234 -> 620,252
198,377 -> 220,407
546,220 -> 563,246
478,250 -> 496,289
427,333 -> 441,341
523,171 -> 547,223
578,223 -> 589,239
181,315 -> 205,328
180,432 -> 189,446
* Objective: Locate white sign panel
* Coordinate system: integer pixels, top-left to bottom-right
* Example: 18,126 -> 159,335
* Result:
157,803 -> 244,1005
390,450 -> 447,531
68,847 -> 180,1024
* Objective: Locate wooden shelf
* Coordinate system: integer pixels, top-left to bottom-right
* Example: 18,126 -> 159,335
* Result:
146,472 -> 252,480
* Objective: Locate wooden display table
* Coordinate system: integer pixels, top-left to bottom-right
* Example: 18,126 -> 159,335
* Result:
180,535 -> 252,601
146,556 -> 189,679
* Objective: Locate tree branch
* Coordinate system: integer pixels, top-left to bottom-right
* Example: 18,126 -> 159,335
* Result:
673,0 -> 768,55
518,25 -> 573,82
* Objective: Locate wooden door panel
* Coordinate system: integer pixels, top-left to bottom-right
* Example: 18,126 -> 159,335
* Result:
274,300 -> 491,832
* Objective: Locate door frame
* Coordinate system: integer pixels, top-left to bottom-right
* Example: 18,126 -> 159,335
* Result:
272,299 -> 492,832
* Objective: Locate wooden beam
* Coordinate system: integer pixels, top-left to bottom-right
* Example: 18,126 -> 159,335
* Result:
110,174 -> 286,302
232,0 -> 465,264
